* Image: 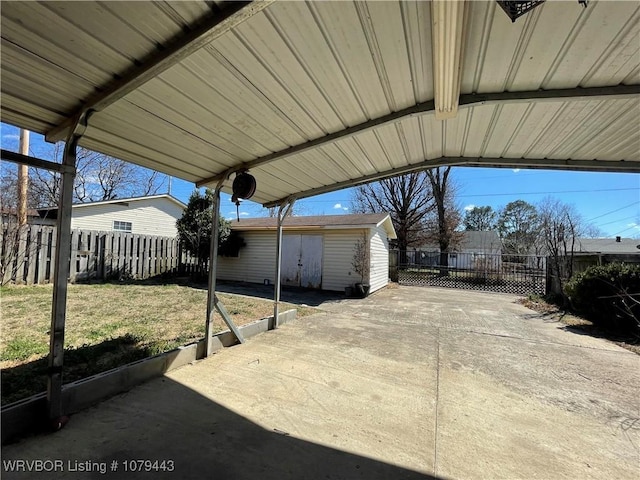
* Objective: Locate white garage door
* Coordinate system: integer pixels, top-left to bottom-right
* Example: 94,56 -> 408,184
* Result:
281,235 -> 323,289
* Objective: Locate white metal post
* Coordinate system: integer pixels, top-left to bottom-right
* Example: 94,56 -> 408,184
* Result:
273,198 -> 295,328
47,112 -> 86,427
205,184 -> 223,357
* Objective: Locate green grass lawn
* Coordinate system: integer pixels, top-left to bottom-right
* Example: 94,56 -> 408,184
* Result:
1,282 -> 316,404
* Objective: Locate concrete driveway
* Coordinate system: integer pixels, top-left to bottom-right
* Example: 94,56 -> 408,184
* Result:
3,286 -> 639,479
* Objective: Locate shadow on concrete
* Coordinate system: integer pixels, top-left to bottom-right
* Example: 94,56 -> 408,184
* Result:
561,324 -> 640,347
214,281 -> 347,307
108,276 -> 347,307
2,377 -> 443,480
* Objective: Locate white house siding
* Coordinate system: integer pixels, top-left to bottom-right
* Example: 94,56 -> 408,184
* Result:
70,198 -> 183,236
217,231 -> 276,284
368,225 -> 389,293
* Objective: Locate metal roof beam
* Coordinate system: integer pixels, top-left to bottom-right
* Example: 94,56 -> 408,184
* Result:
46,1 -> 273,143
197,84 -> 640,186
196,100 -> 437,186
263,157 -> 640,208
1,149 -> 74,174
460,85 -> 640,106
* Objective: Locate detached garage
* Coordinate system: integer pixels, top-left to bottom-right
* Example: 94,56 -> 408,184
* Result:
217,213 -> 397,294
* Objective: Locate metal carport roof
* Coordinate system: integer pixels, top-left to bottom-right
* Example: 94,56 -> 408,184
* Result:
2,0 -> 639,207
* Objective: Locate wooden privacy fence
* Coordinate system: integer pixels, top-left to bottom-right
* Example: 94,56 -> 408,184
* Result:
1,224 -> 203,285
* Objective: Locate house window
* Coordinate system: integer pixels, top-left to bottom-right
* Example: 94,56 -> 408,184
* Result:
113,221 -> 132,232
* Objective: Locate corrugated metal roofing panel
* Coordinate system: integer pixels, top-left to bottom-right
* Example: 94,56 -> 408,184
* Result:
1,1 -> 638,208
462,1 -> 640,92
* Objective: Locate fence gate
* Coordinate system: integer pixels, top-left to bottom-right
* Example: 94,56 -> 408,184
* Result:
391,250 -> 546,295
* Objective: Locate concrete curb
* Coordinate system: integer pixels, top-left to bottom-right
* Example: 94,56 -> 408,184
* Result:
1,309 -> 297,444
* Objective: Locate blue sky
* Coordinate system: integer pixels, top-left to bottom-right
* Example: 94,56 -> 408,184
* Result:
2,123 -> 639,238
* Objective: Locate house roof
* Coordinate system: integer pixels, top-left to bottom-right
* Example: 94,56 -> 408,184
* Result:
1,1 -> 638,208
36,194 -> 186,220
575,237 -> 640,255
38,194 -> 186,212
1,207 -> 41,218
231,213 -> 397,239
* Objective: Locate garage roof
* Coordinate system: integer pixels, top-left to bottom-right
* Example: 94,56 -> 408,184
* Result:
232,213 -> 397,239
2,1 -> 639,207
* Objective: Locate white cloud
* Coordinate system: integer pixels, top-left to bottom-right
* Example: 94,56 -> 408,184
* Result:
333,203 -> 348,211
2,134 -> 19,140
627,222 -> 640,231
240,211 -> 249,217
512,169 -> 521,173
463,204 -> 476,212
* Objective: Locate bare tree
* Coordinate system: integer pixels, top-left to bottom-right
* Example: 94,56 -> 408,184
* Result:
425,167 -> 463,273
8,144 -> 167,207
1,162 -> 46,210
538,197 -> 587,304
351,172 -> 435,252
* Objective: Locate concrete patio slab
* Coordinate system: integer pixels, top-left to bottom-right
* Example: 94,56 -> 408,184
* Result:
2,286 -> 639,479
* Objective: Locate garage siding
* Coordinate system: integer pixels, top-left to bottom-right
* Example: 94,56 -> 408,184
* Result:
217,231 -> 277,284
322,229 -> 365,292
368,225 -> 389,293
217,224 -> 391,293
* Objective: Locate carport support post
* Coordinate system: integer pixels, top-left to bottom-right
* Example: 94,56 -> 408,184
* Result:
204,183 -> 245,356
273,198 -> 295,328
205,183 -> 224,357
47,113 -> 85,426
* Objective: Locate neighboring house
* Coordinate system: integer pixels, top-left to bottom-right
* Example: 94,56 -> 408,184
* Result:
451,231 -> 503,270
574,237 -> 640,255
1,208 -> 55,226
571,236 -> 640,273
217,213 -> 397,293
409,231 -> 503,269
36,194 -> 186,237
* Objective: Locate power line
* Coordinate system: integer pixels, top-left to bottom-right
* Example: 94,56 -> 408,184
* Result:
586,201 -> 639,222
594,214 -> 639,228
457,187 -> 637,198
298,186 -> 638,203
612,224 -> 640,236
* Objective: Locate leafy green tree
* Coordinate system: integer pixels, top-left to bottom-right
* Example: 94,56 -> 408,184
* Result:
464,206 -> 497,231
497,200 -> 540,256
176,189 -> 231,263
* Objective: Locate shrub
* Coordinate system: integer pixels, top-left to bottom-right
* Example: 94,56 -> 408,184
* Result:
565,262 -> 640,335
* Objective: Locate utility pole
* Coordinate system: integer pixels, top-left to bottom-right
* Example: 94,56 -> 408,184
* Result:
17,129 -> 29,225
